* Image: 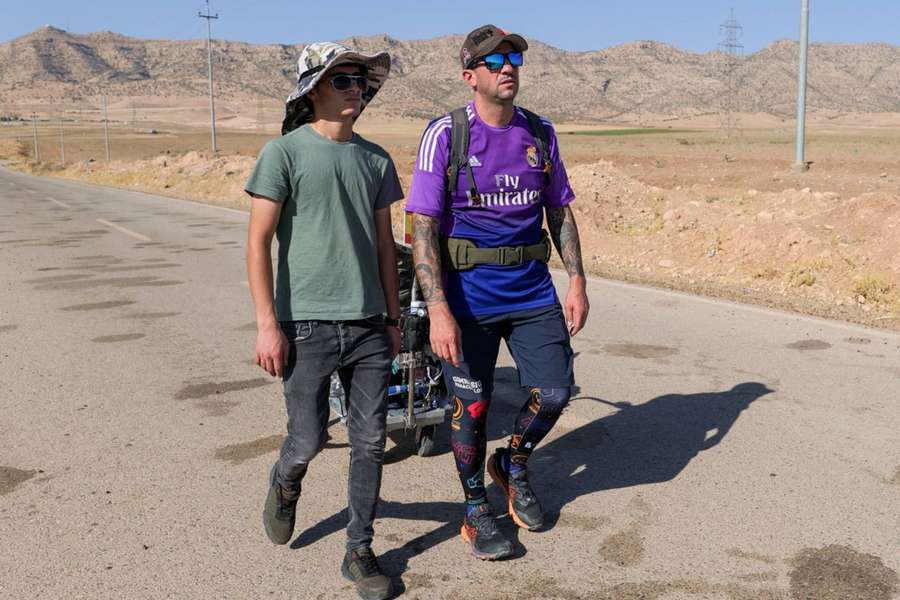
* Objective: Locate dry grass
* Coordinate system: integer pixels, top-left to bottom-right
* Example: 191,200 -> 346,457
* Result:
754,268 -> 780,281
622,214 -> 665,236
0,137 -> 26,159
789,259 -> 831,288
852,275 -> 895,305
789,266 -> 817,287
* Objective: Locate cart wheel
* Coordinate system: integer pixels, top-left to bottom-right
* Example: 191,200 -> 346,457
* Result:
415,425 -> 437,457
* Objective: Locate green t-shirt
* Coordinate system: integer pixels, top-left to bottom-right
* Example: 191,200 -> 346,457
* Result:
245,124 -> 404,321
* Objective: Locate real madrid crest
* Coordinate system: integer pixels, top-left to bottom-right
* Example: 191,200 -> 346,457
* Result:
525,145 -> 539,168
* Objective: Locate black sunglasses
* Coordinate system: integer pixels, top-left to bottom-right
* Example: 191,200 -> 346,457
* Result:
469,51 -> 524,72
329,74 -> 369,92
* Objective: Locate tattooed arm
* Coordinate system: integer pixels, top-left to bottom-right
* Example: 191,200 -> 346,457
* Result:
546,205 -> 585,278
546,205 -> 590,335
411,213 -> 447,307
411,213 -> 461,366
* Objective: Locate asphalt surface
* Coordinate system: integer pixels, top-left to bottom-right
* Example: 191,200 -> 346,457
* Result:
1,166 -> 898,600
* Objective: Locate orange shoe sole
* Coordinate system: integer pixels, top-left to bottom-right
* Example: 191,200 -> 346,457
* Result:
487,453 -> 542,531
460,524 -> 512,560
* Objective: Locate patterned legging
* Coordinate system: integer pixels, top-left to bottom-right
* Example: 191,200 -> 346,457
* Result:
451,386 -> 571,502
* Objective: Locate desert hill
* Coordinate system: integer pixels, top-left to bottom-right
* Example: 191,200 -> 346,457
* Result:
1,26 -> 899,123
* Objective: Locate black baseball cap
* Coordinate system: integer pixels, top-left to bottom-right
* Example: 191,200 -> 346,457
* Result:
460,24 -> 528,68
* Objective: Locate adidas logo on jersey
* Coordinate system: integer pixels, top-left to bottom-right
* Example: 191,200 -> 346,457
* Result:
468,155 -> 482,167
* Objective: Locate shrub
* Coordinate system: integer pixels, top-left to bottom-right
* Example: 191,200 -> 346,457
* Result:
788,259 -> 832,287
789,266 -> 816,287
852,276 -> 894,304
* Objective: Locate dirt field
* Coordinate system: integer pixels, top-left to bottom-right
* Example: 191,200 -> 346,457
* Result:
2,116 -> 899,331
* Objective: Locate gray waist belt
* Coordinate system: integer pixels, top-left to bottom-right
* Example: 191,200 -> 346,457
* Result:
440,231 -> 552,271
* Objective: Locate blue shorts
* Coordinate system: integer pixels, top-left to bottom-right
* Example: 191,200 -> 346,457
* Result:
443,303 -> 574,400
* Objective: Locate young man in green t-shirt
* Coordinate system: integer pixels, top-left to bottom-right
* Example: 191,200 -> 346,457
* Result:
245,42 -> 402,600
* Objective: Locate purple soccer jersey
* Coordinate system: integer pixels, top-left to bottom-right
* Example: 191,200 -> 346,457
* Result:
406,102 -> 576,317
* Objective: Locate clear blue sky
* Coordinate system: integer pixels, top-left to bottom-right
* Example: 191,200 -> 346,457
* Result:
3,1 -> 898,53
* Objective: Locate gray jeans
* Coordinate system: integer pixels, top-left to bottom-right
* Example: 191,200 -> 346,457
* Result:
275,317 -> 391,550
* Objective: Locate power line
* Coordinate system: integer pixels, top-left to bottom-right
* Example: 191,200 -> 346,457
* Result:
718,8 -> 744,137
198,0 -> 219,153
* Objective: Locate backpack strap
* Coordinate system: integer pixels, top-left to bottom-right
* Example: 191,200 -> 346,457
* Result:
445,106 -> 551,199
446,107 -> 478,202
518,106 -> 553,183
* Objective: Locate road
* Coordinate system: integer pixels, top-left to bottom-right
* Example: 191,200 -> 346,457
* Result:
1,166 -> 898,600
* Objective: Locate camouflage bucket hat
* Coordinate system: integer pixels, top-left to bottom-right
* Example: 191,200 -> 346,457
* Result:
281,42 -> 391,134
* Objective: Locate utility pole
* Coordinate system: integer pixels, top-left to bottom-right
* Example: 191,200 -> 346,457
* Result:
198,0 -> 219,153
793,0 -> 810,171
31,113 -> 40,162
59,116 -> 65,165
256,96 -> 264,132
102,95 -> 111,162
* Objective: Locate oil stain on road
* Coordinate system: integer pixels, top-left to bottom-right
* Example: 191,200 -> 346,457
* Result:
195,399 -> 241,417
128,311 -> 181,320
0,466 -> 38,496
553,511 -> 611,532
789,544 -> 898,600
213,434 -> 284,464
601,343 -> 679,359
61,300 -> 137,311
599,524 -> 644,567
34,276 -> 184,291
727,547 -> 777,564
174,378 -> 272,401
92,333 -> 146,343
487,574 -> 784,600
785,339 -> 831,351
25,273 -> 95,284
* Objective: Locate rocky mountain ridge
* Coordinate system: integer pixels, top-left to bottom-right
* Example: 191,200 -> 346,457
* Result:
2,26 -> 899,123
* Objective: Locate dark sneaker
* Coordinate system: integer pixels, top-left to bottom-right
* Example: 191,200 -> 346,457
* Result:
487,448 -> 544,531
341,546 -> 393,600
460,503 -> 514,560
262,464 -> 298,545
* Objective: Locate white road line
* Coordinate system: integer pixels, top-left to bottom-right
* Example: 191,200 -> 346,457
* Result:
48,197 -> 71,209
96,219 -> 152,242
4,166 -> 249,217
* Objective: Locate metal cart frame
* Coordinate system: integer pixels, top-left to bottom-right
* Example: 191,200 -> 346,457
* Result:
328,247 -> 449,456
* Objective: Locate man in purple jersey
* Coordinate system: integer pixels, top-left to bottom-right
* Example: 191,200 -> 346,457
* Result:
406,24 -> 589,560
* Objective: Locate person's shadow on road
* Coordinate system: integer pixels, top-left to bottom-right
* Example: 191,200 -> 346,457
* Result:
528,381 -> 774,528
294,378 -> 772,595
289,499 -> 493,599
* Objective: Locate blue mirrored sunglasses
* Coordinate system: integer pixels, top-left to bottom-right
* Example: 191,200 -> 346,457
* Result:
471,51 -> 524,72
